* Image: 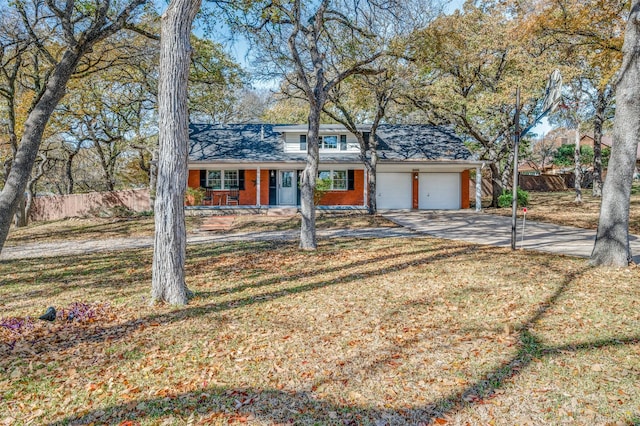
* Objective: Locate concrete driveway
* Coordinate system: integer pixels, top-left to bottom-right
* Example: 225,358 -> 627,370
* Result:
382,210 -> 640,263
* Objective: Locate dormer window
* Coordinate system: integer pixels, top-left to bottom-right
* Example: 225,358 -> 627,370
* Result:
321,135 -> 338,149
340,135 -> 347,150
280,128 -> 356,153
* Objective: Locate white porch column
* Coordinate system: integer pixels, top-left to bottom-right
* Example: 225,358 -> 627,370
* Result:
256,167 -> 261,207
475,165 -> 483,212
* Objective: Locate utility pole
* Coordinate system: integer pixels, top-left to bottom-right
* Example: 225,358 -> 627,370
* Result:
511,87 -> 521,250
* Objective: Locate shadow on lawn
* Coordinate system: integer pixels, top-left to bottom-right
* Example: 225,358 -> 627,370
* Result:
5,218 -> 155,246
0,239 -> 273,303
48,261 -> 640,425
5,239 -> 639,424
1,241 -> 478,359
192,239 -> 475,299
48,336 -> 640,426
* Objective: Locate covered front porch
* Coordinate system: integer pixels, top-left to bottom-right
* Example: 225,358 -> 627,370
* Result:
187,165 -> 366,208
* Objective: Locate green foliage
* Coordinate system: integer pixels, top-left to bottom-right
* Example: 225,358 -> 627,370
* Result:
407,1 -> 558,192
185,187 -> 206,206
188,37 -> 247,122
553,144 -> 589,166
498,188 -> 529,208
313,178 -> 332,206
600,147 -> 611,168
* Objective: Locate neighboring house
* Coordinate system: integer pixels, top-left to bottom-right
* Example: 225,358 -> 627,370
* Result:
187,123 -> 483,210
579,133 -> 613,150
522,132 -> 622,176
580,134 -> 640,172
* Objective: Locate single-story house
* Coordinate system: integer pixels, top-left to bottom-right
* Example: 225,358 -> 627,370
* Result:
187,123 -> 483,210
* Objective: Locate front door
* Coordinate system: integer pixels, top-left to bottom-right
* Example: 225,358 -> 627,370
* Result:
278,170 -> 297,205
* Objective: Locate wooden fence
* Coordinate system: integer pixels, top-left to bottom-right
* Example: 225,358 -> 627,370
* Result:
518,174 -> 568,191
469,174 -> 570,199
29,188 -> 151,222
469,178 -> 493,197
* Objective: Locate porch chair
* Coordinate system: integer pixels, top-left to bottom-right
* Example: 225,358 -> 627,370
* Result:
203,189 -> 214,206
226,186 -> 240,205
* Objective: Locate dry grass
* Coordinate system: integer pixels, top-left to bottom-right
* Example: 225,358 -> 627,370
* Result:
4,216 -> 178,247
484,183 -> 640,235
5,213 -> 395,247
230,213 -> 397,233
1,237 -> 639,425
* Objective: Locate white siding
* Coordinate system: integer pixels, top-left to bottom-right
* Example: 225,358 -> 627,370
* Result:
283,132 -> 360,153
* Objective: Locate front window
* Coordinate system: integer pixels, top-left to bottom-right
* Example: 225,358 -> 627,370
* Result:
206,170 -> 221,189
225,170 -> 239,188
206,170 -> 238,189
318,169 -> 347,190
332,170 -> 347,190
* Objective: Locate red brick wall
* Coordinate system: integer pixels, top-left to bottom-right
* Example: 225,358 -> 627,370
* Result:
240,169 -> 257,205
318,169 -> 365,206
260,169 -> 271,205
188,169 -> 258,205
188,170 -> 200,188
461,170 -> 470,209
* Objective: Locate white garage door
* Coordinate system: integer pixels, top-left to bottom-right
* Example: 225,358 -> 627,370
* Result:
377,173 -> 412,209
419,173 -> 460,209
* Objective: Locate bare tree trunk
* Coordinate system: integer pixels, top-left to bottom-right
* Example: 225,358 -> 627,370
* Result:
592,90 -> 607,197
574,127 -> 582,204
13,195 -> 27,228
24,152 -> 50,225
65,148 -> 80,194
300,110 -> 320,250
149,147 -> 158,212
591,1 -> 640,267
0,51 -> 81,253
367,151 -> 378,214
151,0 -> 200,305
489,163 -> 503,207
366,111 -> 384,215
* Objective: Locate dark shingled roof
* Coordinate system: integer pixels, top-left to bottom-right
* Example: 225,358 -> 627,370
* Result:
189,124 -> 287,162
188,123 -> 472,163
375,124 -> 471,161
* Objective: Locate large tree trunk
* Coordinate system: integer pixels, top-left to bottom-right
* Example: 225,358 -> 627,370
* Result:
151,0 -> 200,305
367,152 -> 378,215
591,1 -> 640,267
149,147 -> 158,212
367,130 -> 379,215
13,195 -> 27,228
592,89 -> 607,197
0,50 -> 81,253
299,109 -> 320,250
574,127 -> 582,204
489,163 -> 503,207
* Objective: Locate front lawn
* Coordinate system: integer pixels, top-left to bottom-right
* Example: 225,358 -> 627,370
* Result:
484,182 -> 640,234
1,237 -> 639,425
5,212 -> 396,247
